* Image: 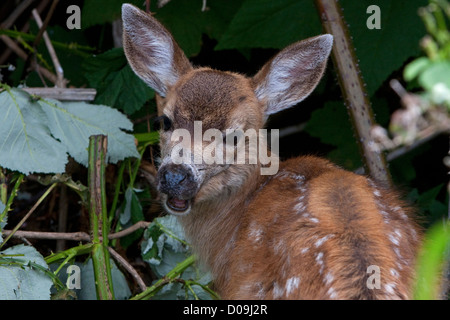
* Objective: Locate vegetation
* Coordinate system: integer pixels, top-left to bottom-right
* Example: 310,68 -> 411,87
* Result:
0,0 -> 448,300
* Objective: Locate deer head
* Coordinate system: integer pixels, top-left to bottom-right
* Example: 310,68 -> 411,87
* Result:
122,4 -> 333,216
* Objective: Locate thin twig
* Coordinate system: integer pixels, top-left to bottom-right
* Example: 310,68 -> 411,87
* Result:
0,0 -> 35,29
0,183 -> 57,249
0,35 -> 57,83
2,220 -> 150,242
108,247 -> 147,292
31,9 -> 66,87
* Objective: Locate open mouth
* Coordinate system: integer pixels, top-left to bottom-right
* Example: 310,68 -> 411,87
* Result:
166,196 -> 191,214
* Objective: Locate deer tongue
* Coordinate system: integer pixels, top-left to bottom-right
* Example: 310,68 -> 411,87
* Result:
167,197 -> 189,212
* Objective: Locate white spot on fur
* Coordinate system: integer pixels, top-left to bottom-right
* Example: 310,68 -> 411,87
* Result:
384,283 -> 396,295
273,282 -> 284,299
248,222 -> 263,243
315,252 -> 324,265
390,268 -> 399,278
285,277 -> 300,297
315,234 -> 335,248
294,201 -> 307,213
309,217 -> 319,223
324,271 -> 334,285
327,287 -> 338,299
273,238 -> 286,254
300,247 -> 309,255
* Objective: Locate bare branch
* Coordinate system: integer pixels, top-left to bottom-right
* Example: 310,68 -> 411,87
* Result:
108,247 -> 147,292
31,9 -> 67,88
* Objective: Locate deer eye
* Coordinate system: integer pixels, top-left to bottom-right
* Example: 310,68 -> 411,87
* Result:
153,115 -> 172,131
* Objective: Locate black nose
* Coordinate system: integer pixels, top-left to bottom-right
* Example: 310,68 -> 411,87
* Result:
164,170 -> 186,186
158,165 -> 197,199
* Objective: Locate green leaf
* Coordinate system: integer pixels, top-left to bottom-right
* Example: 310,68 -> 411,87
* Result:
155,0 -> 243,57
0,87 -> 139,175
83,48 -> 154,115
404,57 -> 432,82
119,187 -> 145,247
50,258 -> 131,300
216,0 -> 321,50
141,215 -> 213,299
81,0 -> 143,28
38,97 -> 139,167
418,61 -> 450,90
0,88 -> 68,175
0,244 -> 53,300
414,221 -> 450,300
341,0 -> 428,96
305,101 -> 362,170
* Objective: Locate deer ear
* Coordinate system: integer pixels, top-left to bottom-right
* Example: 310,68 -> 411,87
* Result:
122,4 -> 192,97
253,35 -> 333,116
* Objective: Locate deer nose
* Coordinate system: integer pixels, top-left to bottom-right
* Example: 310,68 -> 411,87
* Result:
157,164 -> 198,199
164,170 -> 186,186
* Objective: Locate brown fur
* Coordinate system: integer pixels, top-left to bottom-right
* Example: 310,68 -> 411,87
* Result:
122,4 -> 422,300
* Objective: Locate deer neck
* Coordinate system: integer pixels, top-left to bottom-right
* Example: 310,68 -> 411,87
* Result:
178,164 -> 263,280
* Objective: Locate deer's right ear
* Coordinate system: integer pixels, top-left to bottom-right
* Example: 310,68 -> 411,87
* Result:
122,4 -> 192,97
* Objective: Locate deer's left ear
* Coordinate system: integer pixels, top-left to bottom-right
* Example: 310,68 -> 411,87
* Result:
253,35 -> 333,116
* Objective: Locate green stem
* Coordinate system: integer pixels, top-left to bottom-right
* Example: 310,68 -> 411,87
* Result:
45,243 -> 94,265
108,161 -> 125,226
131,255 -> 196,300
0,169 -> 7,205
0,174 -> 24,221
88,135 -> 114,300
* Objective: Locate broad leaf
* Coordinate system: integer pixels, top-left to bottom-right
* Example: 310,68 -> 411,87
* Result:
83,48 -> 154,115
0,87 -> 139,175
49,258 -> 131,300
217,0 -> 427,96
0,88 -> 68,175
0,244 -> 53,300
38,98 -> 139,166
141,215 -> 213,299
216,0 -> 321,51
341,0 -> 427,96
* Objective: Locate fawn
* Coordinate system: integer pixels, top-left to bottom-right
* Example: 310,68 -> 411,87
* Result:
122,4 -> 421,299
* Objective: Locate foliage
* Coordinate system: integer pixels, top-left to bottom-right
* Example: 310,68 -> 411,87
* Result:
141,215 -> 215,300
0,86 -> 139,175
0,0 -> 448,300
0,244 -> 53,300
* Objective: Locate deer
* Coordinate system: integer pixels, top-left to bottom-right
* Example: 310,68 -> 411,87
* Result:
122,4 -> 421,299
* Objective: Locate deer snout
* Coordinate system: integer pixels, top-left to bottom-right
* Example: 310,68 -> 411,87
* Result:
157,164 -> 199,214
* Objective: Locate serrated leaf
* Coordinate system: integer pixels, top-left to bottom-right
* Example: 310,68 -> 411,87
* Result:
37,98 -> 139,167
0,244 -> 52,300
0,88 -> 139,174
83,48 -> 154,115
0,88 -> 68,175
216,0 -> 321,50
